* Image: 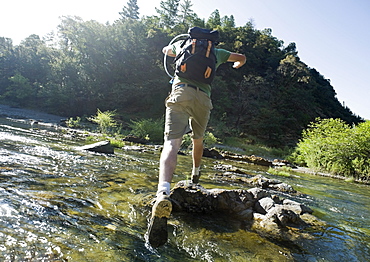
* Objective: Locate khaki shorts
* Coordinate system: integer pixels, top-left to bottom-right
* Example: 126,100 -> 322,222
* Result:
164,84 -> 213,140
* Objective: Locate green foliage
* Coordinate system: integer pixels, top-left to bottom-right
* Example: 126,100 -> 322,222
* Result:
291,118 -> 370,180
204,131 -> 219,147
88,109 -> 117,134
66,116 -> 82,128
0,4 -> 363,148
179,131 -> 219,151
180,134 -> 192,150
156,0 -> 181,28
2,73 -> 33,105
206,9 -> 221,28
109,138 -> 126,148
222,136 -> 291,159
120,0 -> 140,20
129,118 -> 164,143
268,166 -> 293,177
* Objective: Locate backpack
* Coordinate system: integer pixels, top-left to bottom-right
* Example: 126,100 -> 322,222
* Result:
173,27 -> 219,84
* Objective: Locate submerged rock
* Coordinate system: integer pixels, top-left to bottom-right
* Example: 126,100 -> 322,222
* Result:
213,167 -> 297,194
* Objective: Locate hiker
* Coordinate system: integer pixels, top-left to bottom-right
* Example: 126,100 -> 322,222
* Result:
147,28 -> 246,247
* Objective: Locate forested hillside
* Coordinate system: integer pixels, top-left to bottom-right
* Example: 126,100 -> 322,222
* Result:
0,0 -> 363,146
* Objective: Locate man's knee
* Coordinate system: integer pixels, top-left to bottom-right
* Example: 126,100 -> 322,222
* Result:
163,138 -> 182,152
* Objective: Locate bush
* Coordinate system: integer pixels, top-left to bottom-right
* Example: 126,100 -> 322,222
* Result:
180,131 -> 219,151
291,118 -> 370,180
88,109 -> 117,134
204,131 -> 219,147
129,118 -> 164,143
66,116 -> 82,128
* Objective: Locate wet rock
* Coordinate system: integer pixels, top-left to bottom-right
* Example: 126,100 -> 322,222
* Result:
221,152 -> 273,166
255,197 -> 275,214
78,140 -> 114,154
169,181 -> 315,237
266,205 -> 305,227
214,164 -> 248,175
282,199 -> 313,215
203,148 -> 223,159
247,188 -> 271,200
170,182 -> 255,217
213,171 -> 297,194
272,159 -> 297,168
202,148 -> 273,167
122,145 -> 147,152
269,182 -> 295,193
122,135 -> 148,144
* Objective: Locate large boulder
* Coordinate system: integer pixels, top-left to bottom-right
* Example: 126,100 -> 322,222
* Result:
144,181 -> 325,242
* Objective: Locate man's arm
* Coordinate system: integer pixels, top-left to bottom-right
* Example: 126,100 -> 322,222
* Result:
227,53 -> 246,69
162,46 -> 176,57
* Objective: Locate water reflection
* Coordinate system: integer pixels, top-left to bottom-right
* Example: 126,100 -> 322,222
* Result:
0,117 -> 369,261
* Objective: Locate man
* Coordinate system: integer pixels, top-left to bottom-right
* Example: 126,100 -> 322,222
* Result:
148,30 -> 246,247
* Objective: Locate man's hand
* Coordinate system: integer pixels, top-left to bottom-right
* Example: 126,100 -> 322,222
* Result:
228,53 -> 246,69
162,46 -> 176,57
233,61 -> 243,69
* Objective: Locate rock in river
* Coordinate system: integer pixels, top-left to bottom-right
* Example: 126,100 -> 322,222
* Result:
78,140 -> 114,154
167,181 -> 318,241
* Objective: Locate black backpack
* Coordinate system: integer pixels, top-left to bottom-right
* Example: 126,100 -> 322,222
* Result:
173,27 -> 219,84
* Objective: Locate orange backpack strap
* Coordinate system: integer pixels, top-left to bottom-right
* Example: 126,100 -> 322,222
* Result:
206,40 -> 212,58
191,39 -> 197,54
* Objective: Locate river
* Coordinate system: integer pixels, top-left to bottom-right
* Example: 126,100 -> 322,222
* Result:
0,108 -> 369,261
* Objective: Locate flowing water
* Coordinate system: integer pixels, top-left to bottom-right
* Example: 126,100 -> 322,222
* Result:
0,114 -> 369,262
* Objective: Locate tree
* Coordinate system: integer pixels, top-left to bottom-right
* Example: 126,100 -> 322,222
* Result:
156,0 -> 180,28
206,9 -> 221,29
119,0 -> 140,20
0,9 -> 363,148
221,15 -> 235,28
178,0 -> 196,27
0,37 -> 16,96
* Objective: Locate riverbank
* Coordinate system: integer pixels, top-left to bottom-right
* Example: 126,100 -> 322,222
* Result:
1,104 -> 367,185
0,104 -> 64,124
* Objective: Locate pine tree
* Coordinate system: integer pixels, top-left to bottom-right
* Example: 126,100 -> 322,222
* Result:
221,15 -> 235,28
206,9 -> 221,29
156,0 -> 180,28
119,0 -> 140,20
178,0 -> 196,27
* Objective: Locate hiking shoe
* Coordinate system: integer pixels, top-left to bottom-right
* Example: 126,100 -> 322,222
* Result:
147,193 -> 172,248
191,170 -> 201,184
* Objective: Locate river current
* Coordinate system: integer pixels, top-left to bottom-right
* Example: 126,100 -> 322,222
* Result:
0,110 -> 369,261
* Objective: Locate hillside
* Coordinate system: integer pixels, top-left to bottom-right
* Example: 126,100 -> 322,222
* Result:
0,6 -> 363,147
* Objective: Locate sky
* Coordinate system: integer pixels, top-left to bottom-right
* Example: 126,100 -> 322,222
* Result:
1,0 -> 369,119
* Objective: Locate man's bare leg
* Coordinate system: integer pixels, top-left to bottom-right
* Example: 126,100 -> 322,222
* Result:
157,138 -> 182,195
148,138 -> 182,248
191,137 -> 203,183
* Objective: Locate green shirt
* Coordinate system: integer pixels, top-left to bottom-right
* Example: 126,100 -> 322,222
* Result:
172,41 -> 231,96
